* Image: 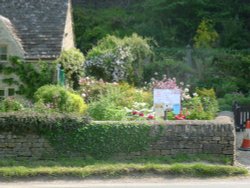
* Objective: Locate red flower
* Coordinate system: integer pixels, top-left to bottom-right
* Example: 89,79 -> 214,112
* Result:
139,112 -> 144,117
147,114 -> 154,119
175,113 -> 186,120
132,111 -> 139,115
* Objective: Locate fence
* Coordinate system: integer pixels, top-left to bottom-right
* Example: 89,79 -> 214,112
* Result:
233,102 -> 250,131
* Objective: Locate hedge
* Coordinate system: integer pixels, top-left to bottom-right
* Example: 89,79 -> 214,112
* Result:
0,112 -> 157,158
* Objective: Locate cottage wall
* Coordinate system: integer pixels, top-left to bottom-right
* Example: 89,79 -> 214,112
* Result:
62,0 -> 75,50
0,21 -> 24,58
0,20 -> 24,96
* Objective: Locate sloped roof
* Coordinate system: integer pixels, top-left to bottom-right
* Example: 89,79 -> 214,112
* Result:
0,15 -> 24,53
0,0 -> 69,60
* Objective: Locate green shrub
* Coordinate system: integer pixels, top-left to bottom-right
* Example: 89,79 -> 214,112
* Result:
78,77 -> 117,103
218,93 -> 250,111
86,82 -> 153,120
87,87 -> 127,120
0,97 -> 24,112
196,88 -> 219,118
183,88 -> 219,120
34,85 -> 87,115
55,48 -> 85,89
85,34 -> 153,86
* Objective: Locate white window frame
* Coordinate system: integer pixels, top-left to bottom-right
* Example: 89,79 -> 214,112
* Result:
0,87 -> 16,98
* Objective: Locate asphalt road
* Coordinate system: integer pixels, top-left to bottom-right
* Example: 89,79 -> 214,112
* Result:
1,177 -> 250,188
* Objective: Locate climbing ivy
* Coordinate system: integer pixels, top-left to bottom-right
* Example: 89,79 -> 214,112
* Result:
0,112 -> 162,159
0,56 -> 56,99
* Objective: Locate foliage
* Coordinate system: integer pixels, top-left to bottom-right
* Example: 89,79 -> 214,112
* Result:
73,7 -> 134,53
143,56 -> 191,84
182,88 -> 219,120
0,112 -> 87,131
78,77 -> 118,103
74,1 -> 250,50
0,112 -> 154,159
0,97 -> 24,112
116,82 -> 153,108
193,19 -> 219,48
85,34 -> 153,85
87,87 -> 127,121
209,52 -> 250,96
0,57 -> 55,98
218,93 -> 250,111
86,82 -> 153,120
78,76 -> 152,105
55,48 -> 85,90
73,2 -> 250,96
34,85 -> 87,115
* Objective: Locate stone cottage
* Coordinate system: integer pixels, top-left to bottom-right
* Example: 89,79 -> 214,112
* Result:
0,0 -> 75,98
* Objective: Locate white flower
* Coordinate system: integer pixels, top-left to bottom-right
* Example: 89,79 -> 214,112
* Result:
184,88 -> 189,92
193,93 -> 198,97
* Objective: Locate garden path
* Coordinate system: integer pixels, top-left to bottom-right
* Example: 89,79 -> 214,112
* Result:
236,132 -> 250,171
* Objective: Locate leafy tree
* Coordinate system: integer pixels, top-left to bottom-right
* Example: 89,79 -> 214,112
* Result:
193,19 -> 219,48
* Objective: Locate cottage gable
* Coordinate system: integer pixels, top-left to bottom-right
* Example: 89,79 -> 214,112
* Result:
0,0 -> 74,60
0,16 -> 24,59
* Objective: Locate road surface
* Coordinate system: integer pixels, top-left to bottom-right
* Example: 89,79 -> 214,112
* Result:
1,177 -> 250,188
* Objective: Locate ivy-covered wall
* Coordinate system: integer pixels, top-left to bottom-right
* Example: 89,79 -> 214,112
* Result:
0,112 -> 235,164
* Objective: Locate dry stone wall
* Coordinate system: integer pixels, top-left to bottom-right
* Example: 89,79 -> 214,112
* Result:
0,133 -> 53,159
0,112 -> 235,163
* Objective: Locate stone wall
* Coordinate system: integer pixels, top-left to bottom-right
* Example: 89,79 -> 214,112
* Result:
0,133 -> 53,159
0,112 -> 235,163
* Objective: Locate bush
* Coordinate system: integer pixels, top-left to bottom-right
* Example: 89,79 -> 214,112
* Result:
85,34 -> 153,85
78,77 -> 117,103
0,97 -> 24,112
87,87 -> 127,120
218,93 -> 250,111
196,88 -> 219,118
86,82 -> 153,120
34,85 -> 87,115
55,48 -> 85,89
182,88 -> 219,120
79,78 -> 153,106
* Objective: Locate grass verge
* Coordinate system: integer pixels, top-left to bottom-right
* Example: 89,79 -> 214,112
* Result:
0,155 -> 247,178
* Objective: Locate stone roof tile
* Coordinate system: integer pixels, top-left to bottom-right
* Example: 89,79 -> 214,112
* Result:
0,0 -> 69,60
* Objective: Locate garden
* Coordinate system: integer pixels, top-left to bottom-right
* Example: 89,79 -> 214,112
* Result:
0,0 -> 250,178
0,34 -> 220,121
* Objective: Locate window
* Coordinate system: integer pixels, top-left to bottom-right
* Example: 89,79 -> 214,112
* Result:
0,89 -> 4,100
0,88 -> 16,98
0,45 -> 8,61
8,88 -> 15,96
